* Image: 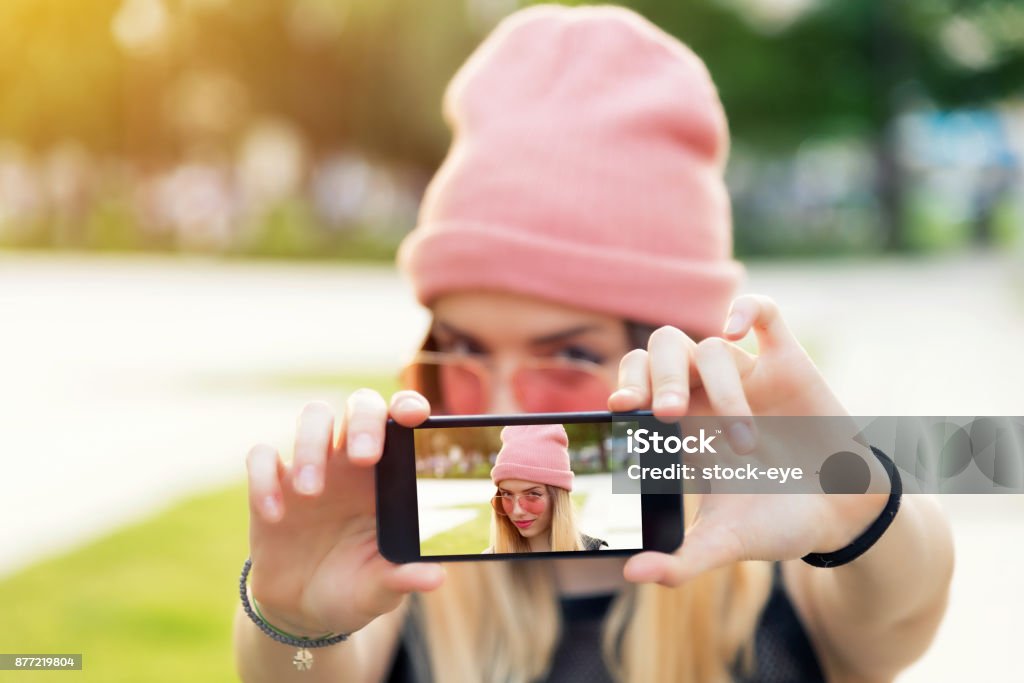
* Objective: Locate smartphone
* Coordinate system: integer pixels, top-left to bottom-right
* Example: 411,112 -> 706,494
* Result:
376,410 -> 684,563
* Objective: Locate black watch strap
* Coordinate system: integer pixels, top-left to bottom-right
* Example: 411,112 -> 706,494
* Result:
801,446 -> 902,569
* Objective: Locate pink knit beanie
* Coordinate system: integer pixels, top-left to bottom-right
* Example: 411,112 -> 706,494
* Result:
397,4 -> 742,338
491,424 -> 574,491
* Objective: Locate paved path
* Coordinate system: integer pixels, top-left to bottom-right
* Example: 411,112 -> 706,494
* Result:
415,478 -> 493,545
574,473 -> 643,550
0,253 -> 429,577
2,249 -> 1022,680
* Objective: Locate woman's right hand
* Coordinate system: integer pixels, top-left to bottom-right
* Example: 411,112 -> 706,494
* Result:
245,389 -> 446,637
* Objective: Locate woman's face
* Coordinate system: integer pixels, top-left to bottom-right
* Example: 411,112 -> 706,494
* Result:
496,479 -> 552,538
430,291 -> 631,414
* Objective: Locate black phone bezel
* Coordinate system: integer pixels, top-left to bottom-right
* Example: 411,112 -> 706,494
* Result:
376,410 -> 684,563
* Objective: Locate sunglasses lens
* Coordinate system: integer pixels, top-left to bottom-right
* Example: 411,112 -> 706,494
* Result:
404,355 -> 610,415
514,366 -> 610,413
495,494 -> 547,515
520,495 -> 547,513
438,362 -> 486,414
491,496 -> 507,516
401,360 -> 486,415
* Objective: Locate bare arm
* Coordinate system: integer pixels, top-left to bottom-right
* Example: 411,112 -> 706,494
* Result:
233,601 -> 406,683
787,494 -> 954,681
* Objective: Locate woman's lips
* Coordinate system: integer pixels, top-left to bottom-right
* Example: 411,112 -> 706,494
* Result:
513,519 -> 535,529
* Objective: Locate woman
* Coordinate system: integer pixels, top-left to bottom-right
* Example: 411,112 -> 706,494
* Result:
234,5 -> 953,682
485,424 -> 608,554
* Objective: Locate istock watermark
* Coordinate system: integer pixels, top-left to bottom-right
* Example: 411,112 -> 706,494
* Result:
625,427 -> 718,454
610,415 -> 1024,495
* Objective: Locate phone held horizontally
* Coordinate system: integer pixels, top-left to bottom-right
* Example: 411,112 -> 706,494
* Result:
375,410 -> 685,563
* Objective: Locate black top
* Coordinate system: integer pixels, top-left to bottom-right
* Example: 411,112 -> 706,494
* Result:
385,562 -> 825,682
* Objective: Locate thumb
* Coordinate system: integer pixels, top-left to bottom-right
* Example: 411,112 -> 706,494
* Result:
349,561 -> 446,625
381,562 -> 446,594
624,522 -> 743,587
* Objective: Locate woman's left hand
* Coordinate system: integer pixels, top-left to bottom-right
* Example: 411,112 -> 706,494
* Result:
608,294 -> 889,585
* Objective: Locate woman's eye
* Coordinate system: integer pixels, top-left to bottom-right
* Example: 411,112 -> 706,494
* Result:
526,493 -> 542,501
554,345 -> 605,365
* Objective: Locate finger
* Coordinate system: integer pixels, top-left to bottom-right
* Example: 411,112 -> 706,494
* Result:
247,444 -> 285,523
722,294 -> 797,354
623,523 -> 743,586
647,326 -> 698,417
694,338 -> 757,453
380,562 -> 446,594
291,401 -> 334,496
388,390 -> 431,427
344,388 -> 389,466
608,348 -> 651,411
356,562 -> 447,617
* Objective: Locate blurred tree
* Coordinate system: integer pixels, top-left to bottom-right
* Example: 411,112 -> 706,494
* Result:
563,422 -> 610,471
569,0 -> 1024,250
4,0 -> 1021,253
0,0 -> 480,167
0,1 -> 126,153
181,0 -> 478,165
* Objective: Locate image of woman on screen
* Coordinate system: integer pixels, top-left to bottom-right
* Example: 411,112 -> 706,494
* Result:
484,424 -> 608,554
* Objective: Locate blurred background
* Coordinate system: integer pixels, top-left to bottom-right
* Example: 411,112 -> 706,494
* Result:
1,0 -> 1022,680
2,0 -> 1024,257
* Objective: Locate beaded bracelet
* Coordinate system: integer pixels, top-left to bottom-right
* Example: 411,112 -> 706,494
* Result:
239,557 -> 349,671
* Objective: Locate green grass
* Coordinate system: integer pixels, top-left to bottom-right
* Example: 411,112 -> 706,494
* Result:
419,492 -> 589,556
0,483 -> 586,681
420,502 -> 493,556
0,371 -> 397,682
0,484 -> 249,682
1,481 -> 521,681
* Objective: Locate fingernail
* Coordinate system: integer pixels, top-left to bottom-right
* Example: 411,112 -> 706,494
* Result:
395,396 -> 424,413
654,391 -> 686,412
724,313 -> 745,336
262,495 -> 282,520
626,557 -> 662,583
612,388 -> 640,403
295,465 -> 320,495
349,433 -> 377,459
729,422 -> 756,453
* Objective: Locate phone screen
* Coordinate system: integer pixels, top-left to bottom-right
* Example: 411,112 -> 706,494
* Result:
377,411 -> 684,563
413,420 -> 643,556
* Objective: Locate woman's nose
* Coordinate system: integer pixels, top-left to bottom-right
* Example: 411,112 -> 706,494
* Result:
488,387 -> 521,414
512,498 -> 525,515
487,356 -> 524,414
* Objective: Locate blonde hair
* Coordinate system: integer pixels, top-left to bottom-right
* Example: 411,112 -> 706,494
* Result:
418,494 -> 774,683
490,485 -> 584,553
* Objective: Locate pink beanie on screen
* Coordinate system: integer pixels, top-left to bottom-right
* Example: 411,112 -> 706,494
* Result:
491,424 -> 574,492
398,4 -> 742,338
